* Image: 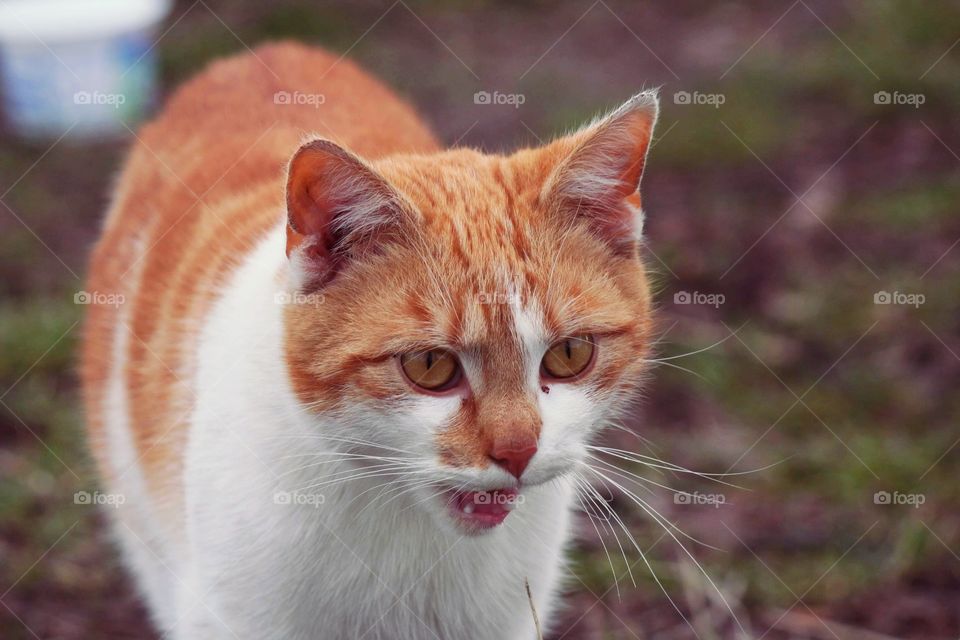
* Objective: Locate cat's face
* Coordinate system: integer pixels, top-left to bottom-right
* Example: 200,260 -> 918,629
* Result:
283,93 -> 657,534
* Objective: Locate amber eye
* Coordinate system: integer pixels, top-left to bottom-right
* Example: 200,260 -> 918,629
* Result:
542,335 -> 595,379
400,349 -> 460,391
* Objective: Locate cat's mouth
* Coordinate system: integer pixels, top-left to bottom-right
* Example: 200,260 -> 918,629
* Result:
445,487 -> 520,530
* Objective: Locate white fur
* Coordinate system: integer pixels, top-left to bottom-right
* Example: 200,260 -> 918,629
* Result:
103,223 -> 597,639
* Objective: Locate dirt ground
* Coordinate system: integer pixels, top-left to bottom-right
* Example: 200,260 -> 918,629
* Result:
1,1 -> 958,638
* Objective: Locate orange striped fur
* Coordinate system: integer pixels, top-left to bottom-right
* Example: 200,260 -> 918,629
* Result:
82,38 -> 656,561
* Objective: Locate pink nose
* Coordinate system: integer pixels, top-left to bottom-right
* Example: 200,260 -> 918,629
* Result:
489,444 -> 537,479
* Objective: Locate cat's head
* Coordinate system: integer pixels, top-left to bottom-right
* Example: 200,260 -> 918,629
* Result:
282,92 -> 658,534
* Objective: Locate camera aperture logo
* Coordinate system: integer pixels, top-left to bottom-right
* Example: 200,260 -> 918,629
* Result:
74,290 -> 125,307
74,490 -> 125,508
873,490 -> 925,508
474,90 -> 525,109
275,291 -> 326,306
674,290 -> 725,308
674,491 -> 726,508
874,290 -> 924,308
673,90 -> 725,108
73,91 -> 126,109
471,491 -> 524,507
273,90 -> 326,108
873,91 -> 924,108
477,291 -> 524,306
274,490 -> 326,508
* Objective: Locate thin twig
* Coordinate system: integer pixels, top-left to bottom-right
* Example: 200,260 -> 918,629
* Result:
525,577 -> 543,640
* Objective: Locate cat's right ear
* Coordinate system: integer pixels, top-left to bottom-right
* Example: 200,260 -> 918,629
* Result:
285,139 -> 407,286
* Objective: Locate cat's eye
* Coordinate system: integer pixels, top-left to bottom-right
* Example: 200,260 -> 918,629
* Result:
400,349 -> 461,391
541,335 -> 595,380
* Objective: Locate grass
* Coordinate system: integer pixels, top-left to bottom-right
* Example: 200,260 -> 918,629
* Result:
1,1 -> 959,638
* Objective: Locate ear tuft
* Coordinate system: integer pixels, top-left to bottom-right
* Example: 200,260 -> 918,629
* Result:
285,139 -> 405,286
544,90 -> 659,252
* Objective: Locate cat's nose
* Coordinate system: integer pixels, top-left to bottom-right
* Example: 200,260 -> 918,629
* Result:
489,442 -> 538,479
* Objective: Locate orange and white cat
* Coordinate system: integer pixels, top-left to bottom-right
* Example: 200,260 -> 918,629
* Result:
81,42 -> 657,639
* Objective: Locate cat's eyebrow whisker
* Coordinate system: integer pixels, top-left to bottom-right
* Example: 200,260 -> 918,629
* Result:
646,330 -> 741,363
641,358 -> 707,380
579,464 -> 748,637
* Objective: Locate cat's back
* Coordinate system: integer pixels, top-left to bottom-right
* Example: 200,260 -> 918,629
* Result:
81,42 -> 439,519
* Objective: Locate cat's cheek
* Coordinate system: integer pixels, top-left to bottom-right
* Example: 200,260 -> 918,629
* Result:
406,393 -> 464,447
532,383 -> 598,478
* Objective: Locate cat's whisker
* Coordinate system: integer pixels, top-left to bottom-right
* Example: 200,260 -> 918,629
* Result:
573,467 -> 702,637
580,464 -> 748,637
291,466 -> 425,493
586,452 -> 749,493
581,463 -> 716,550
398,480 -> 464,514
283,460 -> 416,484
586,444 -> 773,480
269,433 -> 418,456
641,358 -> 707,380
574,472 -> 638,589
571,473 -> 624,599
645,330 -> 742,364
348,476 -> 437,520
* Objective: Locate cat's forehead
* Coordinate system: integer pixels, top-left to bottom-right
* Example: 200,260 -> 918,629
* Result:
380,152 -> 547,232
365,151 -> 645,347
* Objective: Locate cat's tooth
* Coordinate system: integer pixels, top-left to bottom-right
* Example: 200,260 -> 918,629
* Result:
463,503 -> 474,515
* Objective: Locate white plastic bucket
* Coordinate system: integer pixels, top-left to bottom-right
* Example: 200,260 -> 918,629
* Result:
0,0 -> 171,139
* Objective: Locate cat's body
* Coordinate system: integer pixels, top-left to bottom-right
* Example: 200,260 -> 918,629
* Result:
82,42 -> 657,639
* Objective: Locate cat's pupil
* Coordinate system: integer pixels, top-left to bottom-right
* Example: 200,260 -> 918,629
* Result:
426,351 -> 434,369
564,340 -> 572,360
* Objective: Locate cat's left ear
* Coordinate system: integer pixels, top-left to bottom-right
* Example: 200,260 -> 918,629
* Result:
543,90 -> 658,253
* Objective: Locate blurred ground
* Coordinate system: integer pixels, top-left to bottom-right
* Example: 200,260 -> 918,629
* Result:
1,1 -> 959,638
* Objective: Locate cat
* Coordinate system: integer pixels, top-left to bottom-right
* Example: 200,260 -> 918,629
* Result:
81,41 -> 657,639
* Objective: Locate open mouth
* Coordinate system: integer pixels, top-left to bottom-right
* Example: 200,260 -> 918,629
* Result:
446,487 -> 521,529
